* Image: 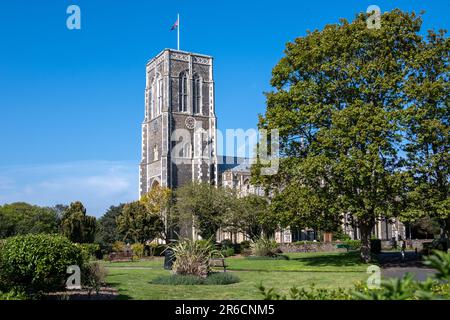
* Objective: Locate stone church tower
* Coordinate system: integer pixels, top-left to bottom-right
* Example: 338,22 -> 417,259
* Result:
139,49 -> 218,196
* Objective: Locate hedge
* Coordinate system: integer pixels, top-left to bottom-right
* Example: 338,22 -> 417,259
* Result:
0,234 -> 84,297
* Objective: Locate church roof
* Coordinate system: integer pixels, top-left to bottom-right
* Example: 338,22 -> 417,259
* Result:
218,156 -> 252,174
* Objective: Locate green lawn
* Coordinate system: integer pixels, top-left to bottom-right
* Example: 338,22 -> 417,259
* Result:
103,252 -> 370,300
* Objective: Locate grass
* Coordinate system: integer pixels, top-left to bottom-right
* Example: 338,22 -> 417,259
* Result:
103,252 -> 371,300
226,252 -> 368,272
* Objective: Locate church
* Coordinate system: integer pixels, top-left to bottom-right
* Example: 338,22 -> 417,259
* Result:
139,48 -> 406,243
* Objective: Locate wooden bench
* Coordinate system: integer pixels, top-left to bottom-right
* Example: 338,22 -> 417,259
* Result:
209,258 -> 228,272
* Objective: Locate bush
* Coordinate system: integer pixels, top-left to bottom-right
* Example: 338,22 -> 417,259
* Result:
259,283 -> 353,300
342,240 -> 361,251
0,289 -> 27,300
240,240 -> 251,250
220,239 -> 233,249
251,237 -> 278,257
370,239 -> 382,254
131,243 -> 144,260
240,241 -> 252,256
77,243 -> 101,262
422,239 -> 449,255
151,272 -> 240,286
171,239 -> 220,278
0,234 -> 84,297
112,241 -> 125,253
81,262 -> 108,295
221,247 -> 235,257
232,244 -> 242,254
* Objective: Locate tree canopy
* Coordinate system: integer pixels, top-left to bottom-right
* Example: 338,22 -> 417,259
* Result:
173,182 -> 235,239
60,201 -> 97,243
0,202 -> 59,238
116,201 -> 164,244
95,204 -> 125,249
254,10 -> 448,261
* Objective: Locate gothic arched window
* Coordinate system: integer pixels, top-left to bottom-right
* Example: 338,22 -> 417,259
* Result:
179,71 -> 188,112
193,74 -> 202,114
149,78 -> 155,119
156,76 -> 163,116
153,145 -> 159,161
184,143 -> 192,158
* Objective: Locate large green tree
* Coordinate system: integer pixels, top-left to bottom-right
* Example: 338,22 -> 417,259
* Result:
224,194 -> 276,241
60,201 -> 97,243
95,204 -> 125,249
254,10 -> 426,262
140,185 -> 172,240
173,182 -> 235,240
116,201 -> 164,244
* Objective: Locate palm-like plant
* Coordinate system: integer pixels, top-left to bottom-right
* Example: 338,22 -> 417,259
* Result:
251,237 -> 278,257
170,239 -> 221,278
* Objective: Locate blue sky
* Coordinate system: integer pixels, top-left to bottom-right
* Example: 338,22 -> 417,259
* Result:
0,0 -> 448,216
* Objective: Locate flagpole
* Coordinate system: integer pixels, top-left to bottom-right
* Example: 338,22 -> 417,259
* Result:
177,13 -> 180,51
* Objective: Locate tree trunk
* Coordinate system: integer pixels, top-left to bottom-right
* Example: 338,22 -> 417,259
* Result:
359,223 -> 373,263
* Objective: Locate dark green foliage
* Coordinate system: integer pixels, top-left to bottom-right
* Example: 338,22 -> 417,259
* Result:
342,240 -> 361,251
0,203 -> 59,238
60,202 -> 97,244
370,239 -> 382,254
0,211 -> 14,238
401,26 -> 449,236
421,239 -> 448,255
221,247 -> 235,257
0,234 -> 84,297
423,250 -> 450,281
409,216 -> 441,239
95,204 -> 125,252
151,272 -> 240,286
259,283 -> 353,300
218,240 -> 240,255
220,239 -> 233,249
253,9 -> 449,262
232,243 -> 245,254
240,240 -> 251,250
77,243 -> 102,261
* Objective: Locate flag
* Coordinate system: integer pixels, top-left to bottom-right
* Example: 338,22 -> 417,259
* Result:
171,17 -> 179,31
